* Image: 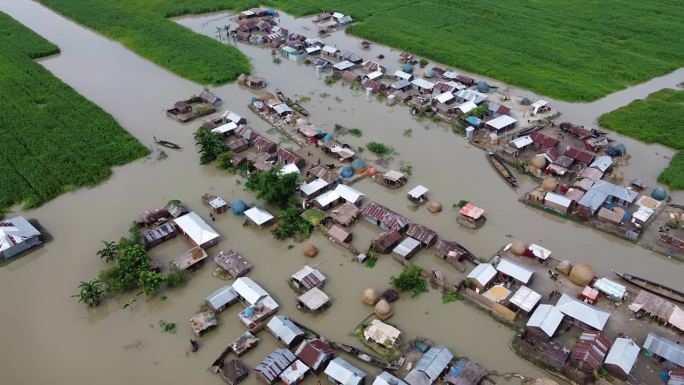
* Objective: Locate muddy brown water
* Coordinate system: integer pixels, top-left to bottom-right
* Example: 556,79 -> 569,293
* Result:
1,2 -> 683,384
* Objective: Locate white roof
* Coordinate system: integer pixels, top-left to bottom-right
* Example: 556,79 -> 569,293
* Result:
322,45 -> 338,54
267,315 -> 304,345
394,70 -> 413,80
233,277 -> 269,305
211,121 -> 238,135
383,170 -> 405,181
605,338 -> 640,375
364,319 -> 401,345
298,287 -> 330,310
292,265 -> 326,283
332,12 -> 344,19
334,184 -> 364,204
556,293 -> 611,330
531,99 -> 549,109
509,286 -> 542,312
306,46 -> 321,54
244,206 -> 274,226
209,197 -> 228,210
528,243 -> 552,260
486,115 -> 517,130
435,91 -> 454,104
333,60 -> 355,70
224,111 -> 244,123
526,304 -> 564,337
273,103 -> 293,115
373,372 -> 408,385
467,263 -> 497,286
305,37 -> 323,45
545,192 -> 573,208
206,286 -> 238,310
632,205 -> 655,222
279,163 -> 301,175
407,185 -> 429,199
315,190 -> 340,207
496,258 -> 533,284
366,70 -> 383,80
173,212 -> 220,247
280,360 -> 309,385
442,71 -> 459,79
509,135 -> 533,149
593,277 -> 626,300
393,237 -> 421,258
300,178 -> 329,196
0,216 -> 40,253
325,357 -> 366,385
241,10 -> 255,16
590,155 -> 613,173
457,101 -> 478,114
411,78 -> 435,90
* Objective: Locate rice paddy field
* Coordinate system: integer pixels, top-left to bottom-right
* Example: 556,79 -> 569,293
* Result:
271,0 -> 684,101
0,11 -> 148,213
38,0 -> 254,84
598,88 -> 684,189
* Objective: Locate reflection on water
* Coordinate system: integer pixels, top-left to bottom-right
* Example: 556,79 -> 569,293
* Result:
1,1 -> 683,385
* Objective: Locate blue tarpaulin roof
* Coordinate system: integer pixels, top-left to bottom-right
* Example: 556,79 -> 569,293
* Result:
466,116 -> 482,126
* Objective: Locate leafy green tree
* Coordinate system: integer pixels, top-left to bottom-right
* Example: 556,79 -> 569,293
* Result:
245,167 -> 299,209
193,128 -> 224,164
165,267 -> 188,288
96,240 -> 117,263
390,265 -> 427,296
271,206 -> 312,240
366,142 -> 392,156
99,243 -> 150,292
138,270 -> 165,297
73,279 -> 104,307
217,151 -> 234,170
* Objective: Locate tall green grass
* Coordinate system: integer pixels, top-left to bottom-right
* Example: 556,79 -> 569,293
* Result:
270,0 -> 684,101
39,0 -> 254,84
599,88 -> 684,189
0,12 -> 148,211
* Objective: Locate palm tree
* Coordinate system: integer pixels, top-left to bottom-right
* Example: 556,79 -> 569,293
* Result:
73,279 -> 104,307
96,240 -> 117,263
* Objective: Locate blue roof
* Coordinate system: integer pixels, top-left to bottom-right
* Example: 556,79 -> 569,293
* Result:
466,116 -> 482,126
340,166 -> 354,178
402,63 -> 414,73
652,187 -> 668,201
232,200 -> 247,215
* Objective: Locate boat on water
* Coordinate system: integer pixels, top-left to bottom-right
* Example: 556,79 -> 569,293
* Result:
275,88 -> 310,116
659,233 -> 684,251
275,88 -> 289,103
329,341 -> 397,370
487,152 -> 518,187
613,270 -> 684,303
153,136 -> 182,149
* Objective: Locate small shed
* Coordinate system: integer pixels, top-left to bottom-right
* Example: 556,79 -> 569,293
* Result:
230,331 -> 260,357
206,285 -> 239,312
329,203 -> 361,227
172,246 -> 209,271
202,193 -> 229,214
220,359 -> 250,385
335,184 -> 365,206
643,332 -> 684,367
364,319 -> 402,348
280,360 -> 310,385
404,345 -> 453,385
604,337 -> 640,380
300,178 -> 330,198
593,277 -> 626,301
407,185 -> 430,204
466,263 -> 497,291
298,287 -> 331,312
371,230 -> 403,253
328,224 -> 352,244
244,206 -> 274,227
383,170 -> 407,188
445,359 -> 487,385
255,349 -> 297,385
570,331 -> 611,373
296,339 -> 334,372
393,237 -> 422,260
290,265 -> 326,291
325,357 -> 367,385
458,203 -> 485,229
543,192 -> 572,214
526,304 -> 564,340
496,258 -> 533,284
509,286 -> 541,312
405,223 -> 438,247
266,315 -> 305,348
580,286 -> 600,304
215,250 -> 252,278
486,115 -> 517,132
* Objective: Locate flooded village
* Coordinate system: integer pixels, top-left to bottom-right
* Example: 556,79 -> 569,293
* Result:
1,2 -> 684,385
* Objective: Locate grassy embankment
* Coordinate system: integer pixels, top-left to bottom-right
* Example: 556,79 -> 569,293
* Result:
39,0 -> 254,84
598,88 -> 684,189
272,0 -> 683,101
0,12 -> 148,214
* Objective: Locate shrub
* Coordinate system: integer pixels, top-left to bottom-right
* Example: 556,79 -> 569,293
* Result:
390,265 -> 427,296
366,141 -> 392,156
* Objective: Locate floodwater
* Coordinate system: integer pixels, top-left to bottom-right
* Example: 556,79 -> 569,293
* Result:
0,1 -> 683,385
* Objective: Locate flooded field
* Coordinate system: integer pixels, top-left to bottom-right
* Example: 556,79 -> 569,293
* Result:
1,2 -> 683,385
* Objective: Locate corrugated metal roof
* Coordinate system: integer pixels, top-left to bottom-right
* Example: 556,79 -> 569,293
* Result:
280,360 -> 309,385
300,178 -> 329,196
556,293 -> 610,330
245,206 -> 274,226
335,184 -> 364,204
593,277 -> 626,300
325,357 -> 366,385
173,212 -> 220,247
486,115 -> 517,131
526,304 -> 564,337
644,332 -> 684,366
509,286 -> 541,312
267,315 -> 304,346
256,349 -> 297,384
298,287 -> 330,310
408,185 -> 429,199
292,266 -> 326,289
496,258 -> 533,284
206,286 -> 238,311
373,371 -> 408,385
570,331 -> 611,371
466,264 -> 496,286
296,339 -> 333,370
414,345 -> 454,381
605,337 -> 639,375
393,237 -> 421,258
545,192 -> 572,208
233,277 -> 269,305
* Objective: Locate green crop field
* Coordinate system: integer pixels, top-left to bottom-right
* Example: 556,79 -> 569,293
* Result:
599,88 -> 684,189
0,12 -> 148,213
39,0 -> 254,84
269,0 -> 684,101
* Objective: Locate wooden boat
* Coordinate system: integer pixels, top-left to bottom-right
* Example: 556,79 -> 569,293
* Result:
659,233 -> 684,251
154,136 -> 182,149
613,270 -> 684,303
287,100 -> 310,116
329,341 -> 397,370
275,88 -> 289,103
487,152 -> 518,187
